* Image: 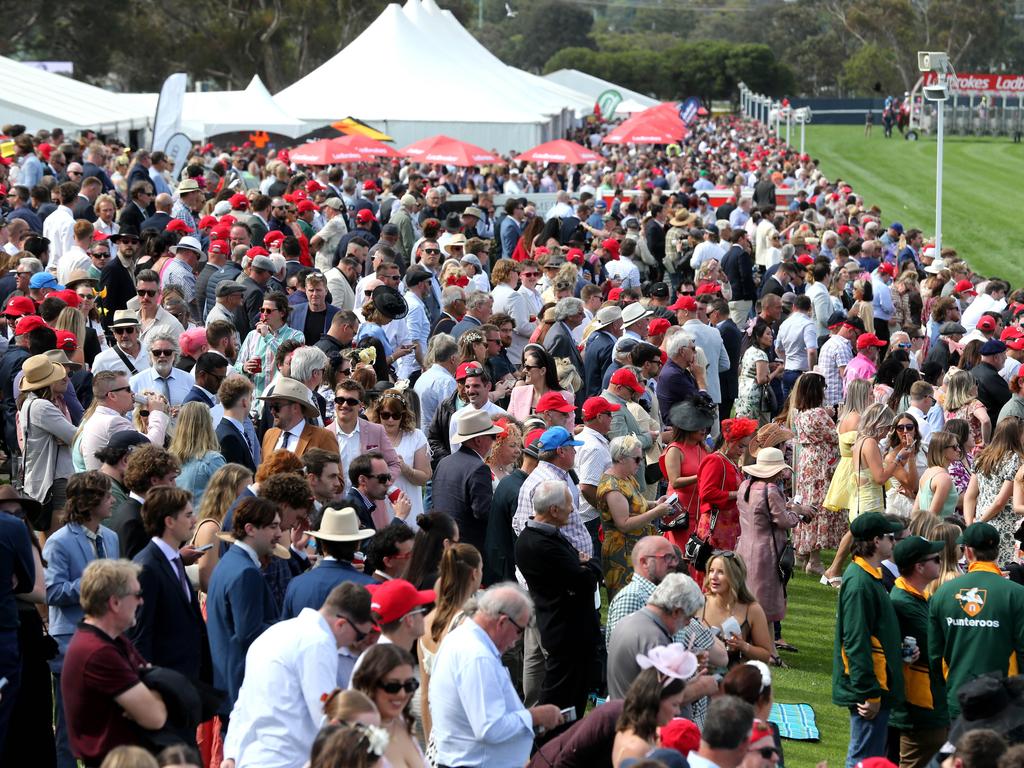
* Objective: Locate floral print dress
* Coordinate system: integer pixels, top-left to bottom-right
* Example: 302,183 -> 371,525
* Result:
736,347 -> 769,424
597,473 -> 657,600
977,453 -> 1024,566
792,407 -> 842,553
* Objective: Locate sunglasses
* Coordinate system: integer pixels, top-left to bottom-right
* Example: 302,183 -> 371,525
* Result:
337,613 -> 369,643
521,272 -> 539,278
502,613 -> 526,635
749,747 -> 779,759
895,423 -> 916,432
335,396 -> 360,407
379,411 -> 402,419
371,473 -> 392,483
136,289 -> 157,297
259,308 -> 277,315
118,237 -> 140,244
921,555 -> 941,564
423,248 -> 440,255
91,252 -> 110,258
151,349 -> 174,357
112,326 -> 137,335
107,385 -> 131,395
377,678 -> 419,695
679,291 -> 695,296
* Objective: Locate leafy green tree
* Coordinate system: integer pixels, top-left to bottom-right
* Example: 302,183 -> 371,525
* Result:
839,43 -> 902,95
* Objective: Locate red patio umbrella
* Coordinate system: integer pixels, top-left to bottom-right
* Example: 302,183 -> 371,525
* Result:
330,133 -> 402,159
603,113 -> 687,145
289,138 -> 361,165
401,134 -> 500,167
513,139 -> 602,165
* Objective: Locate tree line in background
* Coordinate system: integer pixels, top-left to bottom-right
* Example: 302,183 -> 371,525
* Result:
0,0 -> 1021,99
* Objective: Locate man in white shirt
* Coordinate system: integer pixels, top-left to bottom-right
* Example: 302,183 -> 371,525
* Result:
223,583 -> 375,768
906,380 -> 941,450
414,334 -> 458,431
92,311 -> 149,375
775,295 -> 818,400
575,396 -> 618,553
805,262 -> 834,337
689,227 -> 726,272
43,182 -> 77,270
395,266 -> 432,380
429,584 -> 562,768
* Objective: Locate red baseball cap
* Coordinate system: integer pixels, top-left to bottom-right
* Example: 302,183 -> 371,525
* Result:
209,240 -> 230,256
246,246 -> 269,258
50,289 -> 80,308
610,368 -> 645,394
366,579 -> 435,625
356,209 -> 376,224
977,316 -> 997,333
14,315 -> 47,335
219,214 -> 237,226
647,317 -> 671,336
456,362 -> 485,381
536,391 -> 574,413
166,219 -> 191,234
4,296 -> 36,318
796,254 -> 814,266
297,200 -> 319,214
660,718 -> 700,755
1001,326 -> 1023,342
695,283 -> 721,296
669,295 -> 698,312
566,247 -> 584,264
601,238 -> 620,257
229,193 -> 249,209
607,287 -> 623,301
55,329 -> 77,353
264,231 -> 285,247
211,224 -> 232,240
1007,337 -> 1024,351
362,179 -> 379,192
856,333 -> 887,350
198,215 -> 218,229
877,262 -> 897,277
306,180 -> 325,192
954,279 -> 976,294
854,759 -> 897,768
837,225 -> 854,237
582,396 -> 621,420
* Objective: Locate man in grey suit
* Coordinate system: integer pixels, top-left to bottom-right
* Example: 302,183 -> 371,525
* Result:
431,409 -> 504,555
676,295 -> 729,436
544,297 -> 586,406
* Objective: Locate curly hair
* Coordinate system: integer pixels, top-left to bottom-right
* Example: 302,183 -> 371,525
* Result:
63,471 -> 112,525
259,472 -> 314,512
254,449 -> 304,484
123,446 -> 181,495
366,390 -> 417,433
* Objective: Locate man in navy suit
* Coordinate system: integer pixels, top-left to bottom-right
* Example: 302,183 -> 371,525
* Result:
128,486 -> 209,681
216,376 -> 257,472
710,297 -> 743,422
281,506 -> 374,619
288,272 -> 339,346
583,306 -> 623,399
206,497 -> 282,718
183,352 -> 229,408
139,193 -> 174,233
431,409 -> 504,554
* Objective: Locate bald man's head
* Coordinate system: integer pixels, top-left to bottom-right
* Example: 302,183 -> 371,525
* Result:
155,193 -> 173,213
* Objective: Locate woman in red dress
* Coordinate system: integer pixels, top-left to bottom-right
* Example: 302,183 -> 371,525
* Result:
660,394 -> 717,554
690,417 -> 759,581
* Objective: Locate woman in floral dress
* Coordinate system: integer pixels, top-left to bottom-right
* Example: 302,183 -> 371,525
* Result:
944,370 -> 991,451
736,320 -> 782,426
964,418 -> 1024,566
790,373 -> 840,576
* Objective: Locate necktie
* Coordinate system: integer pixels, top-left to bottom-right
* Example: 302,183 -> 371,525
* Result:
281,431 -> 292,450
94,534 -> 105,560
173,556 -> 191,602
158,376 -> 172,405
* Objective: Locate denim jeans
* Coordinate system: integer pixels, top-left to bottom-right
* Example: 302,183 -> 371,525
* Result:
781,369 -> 803,402
847,705 -> 891,768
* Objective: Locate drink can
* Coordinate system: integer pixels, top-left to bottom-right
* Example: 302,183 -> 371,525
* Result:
901,635 -> 918,662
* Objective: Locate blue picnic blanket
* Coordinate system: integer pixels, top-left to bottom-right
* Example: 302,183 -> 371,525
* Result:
769,702 -> 819,741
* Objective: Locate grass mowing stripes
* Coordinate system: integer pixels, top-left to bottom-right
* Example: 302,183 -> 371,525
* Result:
804,124 -> 1024,285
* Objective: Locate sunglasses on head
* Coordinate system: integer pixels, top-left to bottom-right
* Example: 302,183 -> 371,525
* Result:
377,678 -> 419,695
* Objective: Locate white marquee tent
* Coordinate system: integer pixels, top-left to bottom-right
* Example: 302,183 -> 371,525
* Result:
122,75 -> 307,139
0,55 -> 150,134
275,0 -> 593,152
544,69 -> 660,115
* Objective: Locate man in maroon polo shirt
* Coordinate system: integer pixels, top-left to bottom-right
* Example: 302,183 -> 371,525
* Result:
61,559 -> 167,766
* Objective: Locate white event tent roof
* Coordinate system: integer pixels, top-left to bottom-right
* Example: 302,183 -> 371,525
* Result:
122,75 -> 307,139
544,69 -> 660,115
0,55 -> 150,134
275,0 -> 593,152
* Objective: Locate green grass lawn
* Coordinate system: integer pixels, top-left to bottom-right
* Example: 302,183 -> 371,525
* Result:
804,124 -> 1024,285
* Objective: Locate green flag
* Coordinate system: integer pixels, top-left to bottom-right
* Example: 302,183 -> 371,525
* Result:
595,89 -> 623,120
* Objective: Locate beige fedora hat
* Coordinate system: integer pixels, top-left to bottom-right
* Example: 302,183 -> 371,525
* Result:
258,376 -> 318,419
451,408 -> 504,445
21,354 -> 68,392
311,507 -> 374,542
621,302 -> 653,327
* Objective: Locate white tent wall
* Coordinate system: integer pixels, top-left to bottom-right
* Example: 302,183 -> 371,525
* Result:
0,55 -> 149,135
544,69 -> 660,113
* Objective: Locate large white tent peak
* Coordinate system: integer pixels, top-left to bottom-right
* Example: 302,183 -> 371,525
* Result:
544,69 -> 660,115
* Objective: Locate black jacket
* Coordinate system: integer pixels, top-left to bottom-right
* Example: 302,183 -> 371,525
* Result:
109,497 -> 147,560
717,318 -> 743,402
216,419 -> 256,473
140,211 -> 172,233
432,445 -> 493,554
0,345 -> 29,454
721,244 -> 756,302
240,276 -> 269,332
99,257 -> 138,331
972,361 -> 1011,426
426,390 -> 459,468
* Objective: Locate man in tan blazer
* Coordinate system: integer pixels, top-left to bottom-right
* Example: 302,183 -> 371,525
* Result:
260,377 -> 337,459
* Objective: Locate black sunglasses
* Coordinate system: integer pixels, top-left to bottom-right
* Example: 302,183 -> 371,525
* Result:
337,613 -> 369,643
335,396 -> 360,407
371,473 -> 392,483
502,613 -> 526,635
151,349 -> 174,357
137,289 -> 157,297
423,248 -> 440,255
378,678 -> 419,695
112,326 -> 137,335
107,385 -> 131,395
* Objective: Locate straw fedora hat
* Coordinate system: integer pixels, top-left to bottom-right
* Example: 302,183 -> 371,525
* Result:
593,305 -> 623,330
311,507 -> 374,542
622,302 -> 653,328
257,377 -> 318,419
109,309 -> 140,328
451,408 -> 504,445
21,354 -> 67,392
742,447 -> 791,479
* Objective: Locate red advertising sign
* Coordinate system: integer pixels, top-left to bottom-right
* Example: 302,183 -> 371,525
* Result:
923,72 -> 1024,95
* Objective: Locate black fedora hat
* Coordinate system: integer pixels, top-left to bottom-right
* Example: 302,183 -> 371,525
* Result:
948,674 -> 1024,744
111,225 -> 141,241
371,285 -> 408,320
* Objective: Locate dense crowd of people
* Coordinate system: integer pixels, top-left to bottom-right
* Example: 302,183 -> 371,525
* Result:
2,110 -> 1024,768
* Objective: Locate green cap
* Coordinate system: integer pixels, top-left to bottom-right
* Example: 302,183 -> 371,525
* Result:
957,522 -> 999,549
849,512 -> 905,541
893,536 -> 945,569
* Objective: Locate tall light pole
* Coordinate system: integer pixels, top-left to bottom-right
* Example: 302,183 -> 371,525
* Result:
919,51 -> 953,254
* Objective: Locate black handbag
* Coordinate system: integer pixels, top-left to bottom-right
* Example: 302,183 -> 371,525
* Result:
684,507 -> 719,572
758,383 -> 777,414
